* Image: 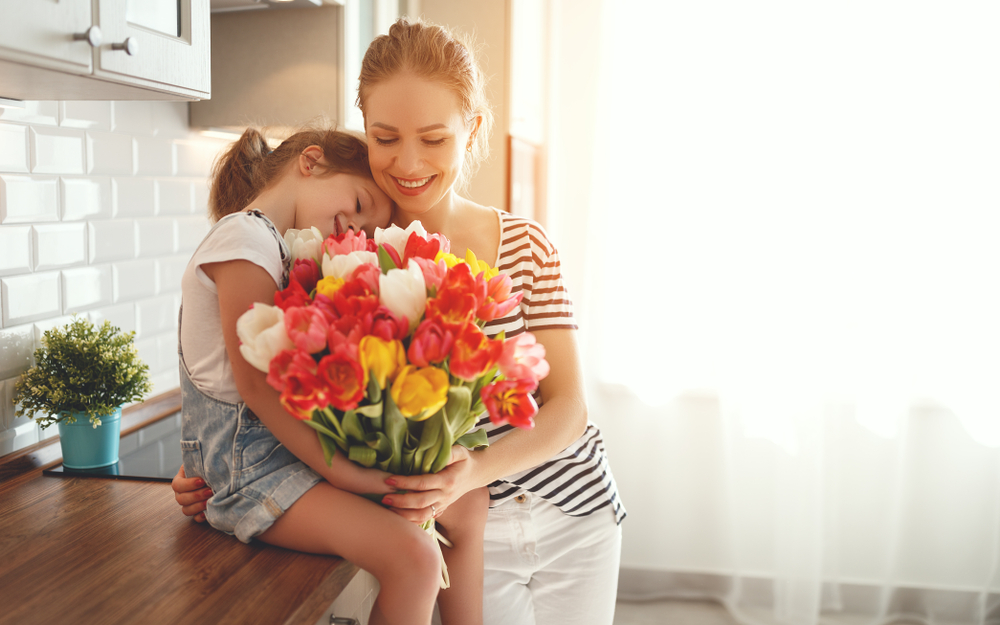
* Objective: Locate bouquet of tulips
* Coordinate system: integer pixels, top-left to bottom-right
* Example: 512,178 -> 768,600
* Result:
235,221 -> 549,586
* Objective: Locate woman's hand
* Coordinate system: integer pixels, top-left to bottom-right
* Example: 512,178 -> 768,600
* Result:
172,466 -> 213,523
381,446 -> 484,524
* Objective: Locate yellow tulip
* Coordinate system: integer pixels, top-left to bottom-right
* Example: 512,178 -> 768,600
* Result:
315,275 -> 345,299
359,335 -> 406,389
464,249 -> 499,280
434,251 -> 464,268
390,365 -> 449,420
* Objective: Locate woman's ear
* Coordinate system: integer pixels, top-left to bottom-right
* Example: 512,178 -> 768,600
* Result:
299,145 -> 324,176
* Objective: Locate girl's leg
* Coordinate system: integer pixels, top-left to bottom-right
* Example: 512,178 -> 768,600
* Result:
258,482 -> 441,625
434,487 -> 488,625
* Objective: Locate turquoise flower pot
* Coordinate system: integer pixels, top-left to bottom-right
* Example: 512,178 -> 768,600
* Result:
56,408 -> 122,469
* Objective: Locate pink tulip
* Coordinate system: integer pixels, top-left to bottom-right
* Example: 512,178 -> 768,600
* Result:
481,378 -> 539,430
498,332 -> 550,383
408,319 -> 454,367
284,306 -> 330,354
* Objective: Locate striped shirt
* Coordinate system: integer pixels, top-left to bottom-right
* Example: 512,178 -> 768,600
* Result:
481,208 -> 626,524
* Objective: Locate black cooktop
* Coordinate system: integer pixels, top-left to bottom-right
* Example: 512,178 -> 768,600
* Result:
43,413 -> 183,482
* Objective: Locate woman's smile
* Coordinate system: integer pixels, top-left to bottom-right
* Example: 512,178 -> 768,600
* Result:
392,174 -> 437,195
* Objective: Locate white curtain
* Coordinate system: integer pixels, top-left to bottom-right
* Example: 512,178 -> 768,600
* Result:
547,2 -> 1000,624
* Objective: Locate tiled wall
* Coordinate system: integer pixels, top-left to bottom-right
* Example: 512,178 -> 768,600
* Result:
0,100 -> 227,457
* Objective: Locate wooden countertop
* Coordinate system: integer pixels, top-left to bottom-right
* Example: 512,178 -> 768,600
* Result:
0,390 -> 359,625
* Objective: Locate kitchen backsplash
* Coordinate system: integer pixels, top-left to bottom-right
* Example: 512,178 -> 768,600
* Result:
0,100 -> 227,457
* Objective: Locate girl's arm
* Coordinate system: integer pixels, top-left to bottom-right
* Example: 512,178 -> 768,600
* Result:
208,258 -> 396,497
382,327 -> 588,522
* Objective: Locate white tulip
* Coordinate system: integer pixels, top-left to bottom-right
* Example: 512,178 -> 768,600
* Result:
321,250 -> 378,280
374,221 -> 428,257
284,226 -> 324,263
236,303 -> 293,372
379,259 -> 427,331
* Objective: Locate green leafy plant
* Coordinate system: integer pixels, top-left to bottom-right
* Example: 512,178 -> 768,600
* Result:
13,316 -> 153,429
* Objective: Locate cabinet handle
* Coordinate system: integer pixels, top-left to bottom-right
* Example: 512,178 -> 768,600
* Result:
330,618 -> 359,625
111,37 -> 138,56
73,26 -> 103,48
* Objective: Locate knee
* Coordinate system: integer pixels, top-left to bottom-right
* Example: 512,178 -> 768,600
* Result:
380,526 -> 441,586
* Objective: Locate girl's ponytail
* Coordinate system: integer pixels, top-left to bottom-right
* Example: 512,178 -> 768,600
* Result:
209,128 -> 271,221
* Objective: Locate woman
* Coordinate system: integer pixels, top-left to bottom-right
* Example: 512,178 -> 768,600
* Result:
175,18 -> 625,625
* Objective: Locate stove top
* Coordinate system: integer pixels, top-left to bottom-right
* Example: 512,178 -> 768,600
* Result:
43,413 -> 183,482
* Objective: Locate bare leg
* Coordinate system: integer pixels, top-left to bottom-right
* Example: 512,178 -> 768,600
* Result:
434,487 -> 488,625
258,482 -> 441,625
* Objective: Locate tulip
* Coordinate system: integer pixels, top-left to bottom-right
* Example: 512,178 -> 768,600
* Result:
390,365 -> 449,420
402,230 -> 442,264
497,332 -> 550,382
283,305 -> 330,354
279,354 -> 329,420
369,305 -> 409,341
449,322 -> 504,381
425,262 -> 483,330
322,250 -> 378,280
322,229 -> 369,256
317,348 -> 366,411
289,257 -> 321,293
408,319 -> 454,367
477,273 -> 523,322
274,280 -> 312,311
360,335 -> 406,389
375,221 -> 427,255
411,257 -> 448,292
464,248 -> 499,280
236,303 -> 294,373
284,226 -> 324,263
315,275 -> 346,300
379,259 -> 427,331
481,378 -> 539,429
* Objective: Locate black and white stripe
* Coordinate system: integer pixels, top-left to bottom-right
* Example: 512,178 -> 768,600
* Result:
481,209 -> 626,524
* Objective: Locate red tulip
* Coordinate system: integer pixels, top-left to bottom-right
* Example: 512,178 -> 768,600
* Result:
449,322 -> 503,381
317,347 -> 366,411
408,319 -> 454,367
274,280 -> 311,311
289,257 -> 321,293
481,378 -> 539,430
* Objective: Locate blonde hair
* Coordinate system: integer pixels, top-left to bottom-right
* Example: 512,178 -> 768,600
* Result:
357,18 -> 494,190
209,126 -> 373,221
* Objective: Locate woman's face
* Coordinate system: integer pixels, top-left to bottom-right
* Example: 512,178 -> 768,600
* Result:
363,73 -> 475,218
295,170 -> 393,238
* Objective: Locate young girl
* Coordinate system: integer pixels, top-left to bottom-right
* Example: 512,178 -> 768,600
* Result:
178,126 -> 487,625
178,18 -> 625,625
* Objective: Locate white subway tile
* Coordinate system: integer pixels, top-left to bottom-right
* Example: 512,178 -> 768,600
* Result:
30,127 -> 85,174
156,255 -> 188,294
156,179 -> 193,215
89,220 -> 136,264
150,369 -> 179,397
135,217 -> 176,258
87,302 -> 136,334
151,102 -> 190,138
0,225 -> 32,276
0,123 -> 29,173
0,175 -> 59,224
0,101 -> 58,126
62,266 -> 113,314
1,271 -> 61,326
32,315 -> 74,344
86,131 -> 134,175
0,323 -> 35,380
112,259 -> 157,302
193,180 -> 209,215
154,331 -> 180,374
174,139 -> 218,177
113,101 -> 155,135
135,294 -> 177,338
176,215 -> 210,253
0,420 -> 39,456
39,422 -> 59,440
61,177 -> 111,221
33,223 -> 87,270
133,334 -> 159,377
0,378 -> 13,430
61,102 -> 113,131
112,177 -> 155,218
134,136 -> 174,176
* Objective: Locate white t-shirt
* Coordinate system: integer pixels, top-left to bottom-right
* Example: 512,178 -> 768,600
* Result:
179,210 -> 287,403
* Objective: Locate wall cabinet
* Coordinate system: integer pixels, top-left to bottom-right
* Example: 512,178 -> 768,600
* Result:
0,0 -> 211,102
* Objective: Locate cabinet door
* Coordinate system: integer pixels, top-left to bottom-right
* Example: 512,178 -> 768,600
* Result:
0,1 -> 94,74
93,0 -> 210,98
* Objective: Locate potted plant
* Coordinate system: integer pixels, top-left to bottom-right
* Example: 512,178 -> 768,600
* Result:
13,316 -> 153,469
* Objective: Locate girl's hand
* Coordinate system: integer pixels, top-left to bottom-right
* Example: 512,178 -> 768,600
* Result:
381,446 -> 482,524
171,466 -> 213,523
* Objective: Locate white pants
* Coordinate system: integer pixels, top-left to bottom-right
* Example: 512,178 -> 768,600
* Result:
481,492 -> 622,625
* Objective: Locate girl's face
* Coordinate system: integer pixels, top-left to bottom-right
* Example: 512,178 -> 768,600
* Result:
295,169 -> 393,238
363,74 -> 476,218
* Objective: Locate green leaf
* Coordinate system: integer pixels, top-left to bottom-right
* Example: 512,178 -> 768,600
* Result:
348,445 -> 377,467
377,246 -> 399,273
456,428 -> 490,450
342,409 -> 368,443
383,391 -> 407,474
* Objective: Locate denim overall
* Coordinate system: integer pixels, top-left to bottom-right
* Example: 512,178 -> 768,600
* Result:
179,210 -> 321,543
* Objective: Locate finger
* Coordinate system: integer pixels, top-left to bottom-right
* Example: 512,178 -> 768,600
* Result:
181,499 -> 209,518
174,487 -> 213,507
381,490 -> 440,511
194,512 -> 207,523
386,472 -> 444,492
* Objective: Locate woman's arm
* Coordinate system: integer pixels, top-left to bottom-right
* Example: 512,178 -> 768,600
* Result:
382,327 -> 588,521
208,258 -> 396,496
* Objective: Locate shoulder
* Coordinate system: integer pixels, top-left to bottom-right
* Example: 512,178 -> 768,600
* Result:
493,208 -> 559,259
